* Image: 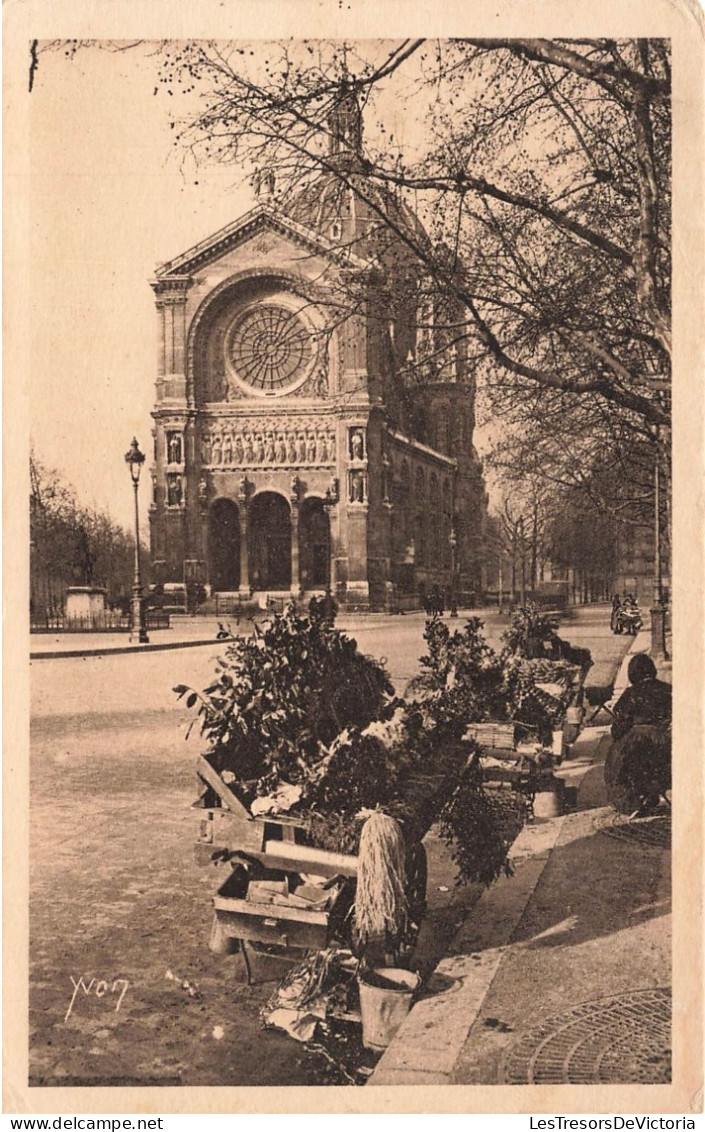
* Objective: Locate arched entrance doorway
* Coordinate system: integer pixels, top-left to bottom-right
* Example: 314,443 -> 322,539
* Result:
209,499 -> 240,591
300,498 -> 330,590
249,492 -> 291,590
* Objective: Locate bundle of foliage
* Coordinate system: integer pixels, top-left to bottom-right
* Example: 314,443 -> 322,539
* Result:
175,605 -> 394,801
178,609 -> 545,886
502,602 -> 560,658
410,615 -> 567,739
409,617 -> 508,729
411,613 -> 587,748
501,657 -> 569,745
438,756 -> 529,887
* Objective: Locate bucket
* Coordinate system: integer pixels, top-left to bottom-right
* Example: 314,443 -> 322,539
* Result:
562,706 -> 583,750
358,967 -> 421,1051
532,788 -> 563,819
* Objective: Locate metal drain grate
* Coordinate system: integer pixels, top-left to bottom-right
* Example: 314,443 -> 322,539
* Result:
502,988 -> 671,1085
600,812 -> 671,847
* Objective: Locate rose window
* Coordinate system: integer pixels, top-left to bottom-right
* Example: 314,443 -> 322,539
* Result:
226,303 -> 315,393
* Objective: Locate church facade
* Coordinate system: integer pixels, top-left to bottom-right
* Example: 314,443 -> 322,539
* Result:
148,108 -> 487,610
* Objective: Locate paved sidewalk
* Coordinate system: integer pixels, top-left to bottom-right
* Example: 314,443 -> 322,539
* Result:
370,630 -> 671,1086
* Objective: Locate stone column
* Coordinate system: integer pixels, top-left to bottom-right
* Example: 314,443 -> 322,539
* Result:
238,479 -> 250,596
290,502 -> 301,596
150,276 -> 193,402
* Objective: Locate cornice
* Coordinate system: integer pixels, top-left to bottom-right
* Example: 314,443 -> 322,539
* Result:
387,428 -> 458,469
154,205 -> 371,279
150,276 -> 194,302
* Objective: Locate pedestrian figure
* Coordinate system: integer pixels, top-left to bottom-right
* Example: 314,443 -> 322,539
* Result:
605,654 -> 671,815
321,588 -> 338,625
610,592 -> 621,632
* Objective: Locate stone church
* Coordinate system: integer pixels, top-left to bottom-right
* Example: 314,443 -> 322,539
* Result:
149,93 -> 487,610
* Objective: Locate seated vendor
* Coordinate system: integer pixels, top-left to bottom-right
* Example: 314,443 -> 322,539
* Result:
606,653 -> 671,815
611,654 -> 671,741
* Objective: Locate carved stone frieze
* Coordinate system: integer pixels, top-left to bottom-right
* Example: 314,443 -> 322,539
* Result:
200,418 -> 337,469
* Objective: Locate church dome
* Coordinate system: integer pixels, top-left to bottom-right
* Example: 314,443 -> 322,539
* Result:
285,172 -> 428,259
282,82 -> 428,260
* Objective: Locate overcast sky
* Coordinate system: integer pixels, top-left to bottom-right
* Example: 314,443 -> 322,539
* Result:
30,44 -> 256,531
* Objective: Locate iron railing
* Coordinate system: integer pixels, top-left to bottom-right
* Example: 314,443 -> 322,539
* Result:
30,611 -> 171,633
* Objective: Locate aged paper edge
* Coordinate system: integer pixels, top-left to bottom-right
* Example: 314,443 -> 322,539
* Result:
3,0 -> 703,1115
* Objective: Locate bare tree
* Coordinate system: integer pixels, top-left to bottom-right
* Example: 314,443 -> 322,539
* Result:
147,38 -> 670,429
29,448 -> 143,621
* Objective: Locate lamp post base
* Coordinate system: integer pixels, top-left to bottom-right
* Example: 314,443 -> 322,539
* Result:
650,604 -> 667,660
130,593 -> 149,645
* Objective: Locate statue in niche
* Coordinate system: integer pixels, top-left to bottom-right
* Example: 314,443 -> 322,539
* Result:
287,434 -> 298,464
350,428 -> 364,461
222,432 -> 233,465
198,477 -> 208,507
211,434 -> 222,465
306,433 -> 316,463
276,434 -> 287,464
200,434 -> 211,464
290,475 -> 301,501
349,470 -> 365,503
314,369 -> 329,398
167,474 -> 183,507
233,434 -> 244,464
382,467 -> 390,503
296,433 -> 307,463
242,434 -> 253,464
265,434 -> 276,463
254,433 -> 264,463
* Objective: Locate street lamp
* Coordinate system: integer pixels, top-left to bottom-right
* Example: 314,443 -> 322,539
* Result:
650,426 -> 667,659
124,437 -> 149,644
449,527 -> 458,618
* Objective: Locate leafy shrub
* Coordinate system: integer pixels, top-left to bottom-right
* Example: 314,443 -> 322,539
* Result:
175,605 -> 393,800
502,602 -> 560,657
409,616 -> 509,731
438,757 -> 529,887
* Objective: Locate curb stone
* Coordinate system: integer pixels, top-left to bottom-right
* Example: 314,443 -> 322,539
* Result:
369,628 -> 646,1086
369,732 -> 607,1086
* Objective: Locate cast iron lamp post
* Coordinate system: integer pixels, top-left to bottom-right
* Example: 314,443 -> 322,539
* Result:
449,527 -> 458,618
650,425 -> 667,659
124,437 -> 149,644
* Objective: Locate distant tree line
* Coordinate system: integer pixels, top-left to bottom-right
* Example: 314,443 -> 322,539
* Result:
30,449 -> 148,621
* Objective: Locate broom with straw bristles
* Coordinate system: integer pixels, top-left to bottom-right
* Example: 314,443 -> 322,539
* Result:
354,810 -> 408,952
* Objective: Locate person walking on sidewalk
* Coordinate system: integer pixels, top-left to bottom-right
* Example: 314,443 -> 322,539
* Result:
605,653 -> 671,815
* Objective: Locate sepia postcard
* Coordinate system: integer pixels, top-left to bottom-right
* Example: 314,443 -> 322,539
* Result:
4,0 -> 704,1117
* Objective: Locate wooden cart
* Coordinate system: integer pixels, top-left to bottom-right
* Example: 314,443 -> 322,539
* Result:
193,750 -> 467,981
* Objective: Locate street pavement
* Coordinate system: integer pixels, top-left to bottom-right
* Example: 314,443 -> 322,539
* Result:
28,603 -> 641,1088
29,608 -> 510,717
27,607 -> 502,1086
370,626 -> 674,1090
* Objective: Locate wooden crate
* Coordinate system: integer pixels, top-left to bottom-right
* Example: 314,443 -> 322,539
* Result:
466,719 -> 516,756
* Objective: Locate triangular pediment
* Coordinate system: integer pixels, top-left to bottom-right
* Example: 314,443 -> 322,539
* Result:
154,204 -> 370,278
